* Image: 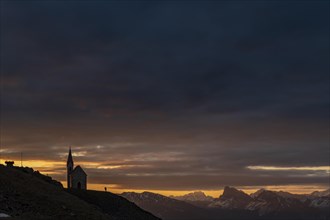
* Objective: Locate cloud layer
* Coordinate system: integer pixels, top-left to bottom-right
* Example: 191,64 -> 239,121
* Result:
1,1 -> 329,191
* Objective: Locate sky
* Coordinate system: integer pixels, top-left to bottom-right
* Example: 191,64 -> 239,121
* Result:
0,1 -> 329,197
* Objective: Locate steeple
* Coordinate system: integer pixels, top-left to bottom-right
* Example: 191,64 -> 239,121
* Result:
67,146 -> 73,166
67,146 -> 74,188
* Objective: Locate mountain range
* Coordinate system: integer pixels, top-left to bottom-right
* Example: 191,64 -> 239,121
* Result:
122,186 -> 330,220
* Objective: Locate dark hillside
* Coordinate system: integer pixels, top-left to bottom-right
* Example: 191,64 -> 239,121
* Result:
69,189 -> 159,220
0,165 -> 160,220
0,165 -> 108,219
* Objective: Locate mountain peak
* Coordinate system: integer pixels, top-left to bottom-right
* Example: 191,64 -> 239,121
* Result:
254,189 -> 279,200
221,186 -> 251,201
209,187 -> 253,209
171,191 -> 214,202
311,189 -> 330,197
250,188 -> 268,198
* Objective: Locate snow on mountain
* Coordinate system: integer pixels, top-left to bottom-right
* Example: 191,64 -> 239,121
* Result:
307,189 -> 330,209
121,188 -> 329,219
171,191 -> 214,202
310,189 -> 330,198
310,197 -> 330,208
246,189 -> 308,215
251,189 -> 305,200
121,191 -> 208,220
208,187 -> 329,216
250,188 -> 267,198
122,191 -> 166,203
208,186 -> 253,209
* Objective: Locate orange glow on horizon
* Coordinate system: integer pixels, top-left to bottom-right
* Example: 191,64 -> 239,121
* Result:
1,159 -> 328,198
63,183 -> 329,198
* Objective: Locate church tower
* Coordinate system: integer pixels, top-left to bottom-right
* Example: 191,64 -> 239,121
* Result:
67,146 -> 74,188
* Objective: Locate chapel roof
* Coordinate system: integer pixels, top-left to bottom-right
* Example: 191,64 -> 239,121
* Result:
71,165 -> 87,176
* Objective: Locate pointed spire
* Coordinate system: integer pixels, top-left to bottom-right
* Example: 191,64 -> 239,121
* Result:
67,146 -> 74,189
67,146 -> 73,165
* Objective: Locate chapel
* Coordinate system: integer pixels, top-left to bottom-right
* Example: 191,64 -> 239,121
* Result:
67,147 -> 87,189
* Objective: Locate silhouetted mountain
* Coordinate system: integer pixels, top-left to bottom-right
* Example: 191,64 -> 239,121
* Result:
170,191 -> 214,208
209,186 -> 253,209
121,191 -> 207,220
309,196 -> 330,209
171,191 -> 214,202
271,190 -> 306,200
308,189 -> 330,209
310,189 -> 330,198
210,187 -> 329,217
250,188 -> 330,210
250,188 -> 266,198
247,189 -> 310,215
122,188 -> 329,220
121,191 -> 259,220
0,165 -> 159,219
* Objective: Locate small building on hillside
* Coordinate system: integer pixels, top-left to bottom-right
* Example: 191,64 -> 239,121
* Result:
5,161 -> 14,167
67,147 -> 87,189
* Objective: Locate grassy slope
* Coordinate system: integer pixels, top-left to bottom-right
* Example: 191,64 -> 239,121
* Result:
0,165 -> 159,220
69,189 -> 159,220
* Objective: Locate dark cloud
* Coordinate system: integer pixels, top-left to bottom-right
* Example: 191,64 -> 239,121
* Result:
1,1 -> 329,191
